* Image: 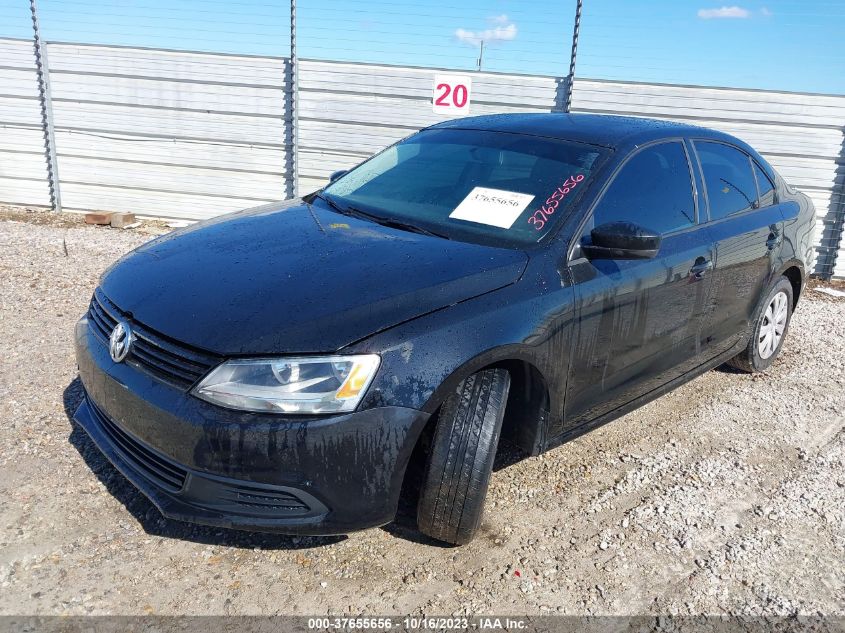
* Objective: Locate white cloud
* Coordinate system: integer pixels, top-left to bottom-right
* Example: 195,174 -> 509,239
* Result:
697,5 -> 751,19
760,6 -> 772,16
455,16 -> 517,46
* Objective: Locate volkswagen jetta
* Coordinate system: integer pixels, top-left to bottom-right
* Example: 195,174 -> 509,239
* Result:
74,114 -> 816,544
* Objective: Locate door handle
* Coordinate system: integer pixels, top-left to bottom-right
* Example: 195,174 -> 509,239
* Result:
689,258 -> 713,280
766,232 -> 782,250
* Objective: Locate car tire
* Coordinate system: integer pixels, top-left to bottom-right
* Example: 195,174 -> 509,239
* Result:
727,276 -> 794,373
417,368 -> 511,545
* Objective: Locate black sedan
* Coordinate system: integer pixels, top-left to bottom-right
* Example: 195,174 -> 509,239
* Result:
74,113 -> 816,545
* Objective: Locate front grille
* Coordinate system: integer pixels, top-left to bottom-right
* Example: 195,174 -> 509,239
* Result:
87,397 -> 188,492
88,289 -> 220,389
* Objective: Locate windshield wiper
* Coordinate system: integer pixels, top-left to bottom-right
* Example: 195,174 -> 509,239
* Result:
351,209 -> 452,240
314,192 -> 347,215
315,193 -> 451,240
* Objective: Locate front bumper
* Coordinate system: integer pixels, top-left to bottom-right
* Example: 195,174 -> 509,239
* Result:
73,316 -> 430,535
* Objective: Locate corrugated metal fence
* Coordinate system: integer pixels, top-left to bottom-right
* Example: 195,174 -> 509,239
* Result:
0,38 -> 51,207
2,39 -> 292,217
1,37 -> 843,277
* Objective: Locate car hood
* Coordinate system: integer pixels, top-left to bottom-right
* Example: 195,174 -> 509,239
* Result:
100,200 -> 528,355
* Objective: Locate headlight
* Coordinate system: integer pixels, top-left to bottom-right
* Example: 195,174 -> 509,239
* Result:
192,355 -> 380,414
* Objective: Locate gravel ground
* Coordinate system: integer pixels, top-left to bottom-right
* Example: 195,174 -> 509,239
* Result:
0,206 -> 843,617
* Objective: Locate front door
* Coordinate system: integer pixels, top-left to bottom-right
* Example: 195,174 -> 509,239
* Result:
558,140 -> 715,436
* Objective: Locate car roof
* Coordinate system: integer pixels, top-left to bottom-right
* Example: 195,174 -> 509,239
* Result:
426,112 -> 740,150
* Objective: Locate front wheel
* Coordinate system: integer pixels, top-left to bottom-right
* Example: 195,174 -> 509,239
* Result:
727,276 -> 793,373
417,368 -> 510,545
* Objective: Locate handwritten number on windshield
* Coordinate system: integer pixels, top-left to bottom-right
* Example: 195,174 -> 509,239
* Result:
527,174 -> 585,231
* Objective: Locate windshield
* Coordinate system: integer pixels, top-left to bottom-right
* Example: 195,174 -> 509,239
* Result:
320,128 -> 609,247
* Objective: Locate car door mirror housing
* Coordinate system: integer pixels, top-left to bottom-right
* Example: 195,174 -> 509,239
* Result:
329,170 -> 349,183
582,221 -> 661,260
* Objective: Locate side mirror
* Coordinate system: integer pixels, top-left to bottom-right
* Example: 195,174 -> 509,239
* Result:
581,221 -> 661,260
329,169 -> 349,183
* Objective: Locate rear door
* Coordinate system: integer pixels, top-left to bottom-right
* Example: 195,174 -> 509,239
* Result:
692,140 -> 785,354
559,140 -> 715,435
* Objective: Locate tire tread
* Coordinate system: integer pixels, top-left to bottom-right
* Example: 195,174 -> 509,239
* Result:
417,368 -> 510,545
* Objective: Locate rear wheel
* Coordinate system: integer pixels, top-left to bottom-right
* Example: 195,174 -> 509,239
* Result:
727,276 -> 793,373
417,368 -> 510,545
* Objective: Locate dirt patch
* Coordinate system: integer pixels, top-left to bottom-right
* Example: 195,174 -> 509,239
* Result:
806,276 -> 845,303
0,209 -> 842,617
0,204 -> 173,236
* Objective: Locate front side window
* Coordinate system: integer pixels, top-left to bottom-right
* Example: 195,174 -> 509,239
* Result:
695,141 -> 758,220
321,128 -> 609,247
581,141 -> 696,243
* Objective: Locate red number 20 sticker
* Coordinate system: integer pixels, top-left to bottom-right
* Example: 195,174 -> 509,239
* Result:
527,174 -> 585,231
432,74 -> 472,114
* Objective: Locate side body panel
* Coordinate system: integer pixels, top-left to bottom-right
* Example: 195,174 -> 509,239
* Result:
561,225 -> 715,436
351,249 -> 578,448
700,206 -> 785,352
776,184 -> 816,293
691,141 -> 787,352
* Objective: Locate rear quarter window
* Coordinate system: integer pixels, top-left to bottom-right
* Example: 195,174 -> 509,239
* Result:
753,161 -> 777,207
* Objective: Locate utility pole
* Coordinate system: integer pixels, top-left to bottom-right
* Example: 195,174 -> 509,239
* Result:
477,40 -> 484,71
565,0 -> 583,113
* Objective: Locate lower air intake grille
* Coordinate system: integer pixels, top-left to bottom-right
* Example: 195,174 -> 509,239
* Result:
88,397 -> 188,492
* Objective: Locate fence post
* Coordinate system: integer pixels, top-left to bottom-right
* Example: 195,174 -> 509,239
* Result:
824,185 -> 845,280
290,0 -> 299,199
29,0 -> 61,213
564,0 -> 583,113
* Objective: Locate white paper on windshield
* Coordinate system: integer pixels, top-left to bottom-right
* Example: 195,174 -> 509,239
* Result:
449,187 -> 535,229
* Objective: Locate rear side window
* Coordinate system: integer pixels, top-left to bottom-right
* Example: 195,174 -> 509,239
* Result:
585,141 -> 695,237
695,141 -> 758,220
753,162 -> 777,207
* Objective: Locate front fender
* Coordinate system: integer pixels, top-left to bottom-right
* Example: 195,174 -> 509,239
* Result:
413,344 -> 547,416
349,277 -> 577,444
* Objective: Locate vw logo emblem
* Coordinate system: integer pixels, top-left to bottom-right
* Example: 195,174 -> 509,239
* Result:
109,321 -> 134,363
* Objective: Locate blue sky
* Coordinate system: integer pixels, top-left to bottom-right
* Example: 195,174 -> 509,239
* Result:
1,0 -> 842,94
